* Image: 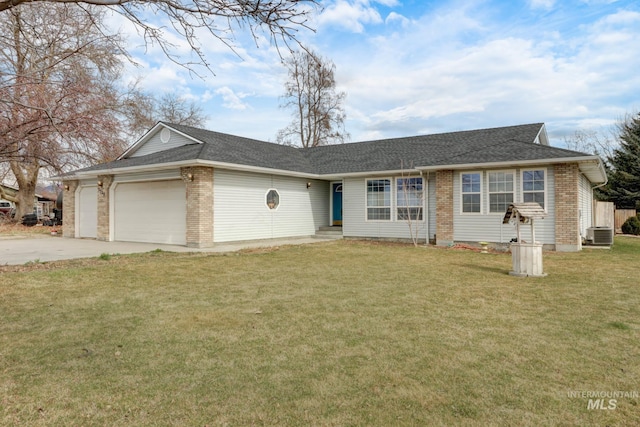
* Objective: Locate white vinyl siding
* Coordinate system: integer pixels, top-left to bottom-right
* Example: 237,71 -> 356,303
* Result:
578,173 -> 593,238
113,170 -> 182,183
342,174 -> 432,242
453,168 -> 555,244
112,180 -> 186,245
130,128 -> 196,157
213,170 -> 329,243
77,185 -> 98,238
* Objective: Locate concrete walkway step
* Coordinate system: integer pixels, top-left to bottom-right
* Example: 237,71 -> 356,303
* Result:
315,226 -> 343,239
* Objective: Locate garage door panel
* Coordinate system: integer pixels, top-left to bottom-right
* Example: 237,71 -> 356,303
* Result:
114,180 -> 186,245
78,186 -> 97,238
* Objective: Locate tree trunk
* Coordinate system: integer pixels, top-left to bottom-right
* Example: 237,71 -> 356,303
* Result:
10,160 -> 39,220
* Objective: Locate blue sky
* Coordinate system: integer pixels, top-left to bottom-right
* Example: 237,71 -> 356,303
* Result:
112,0 -> 640,147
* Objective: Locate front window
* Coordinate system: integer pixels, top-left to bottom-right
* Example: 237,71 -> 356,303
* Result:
522,170 -> 545,209
397,177 -> 423,220
367,179 -> 391,220
461,173 -> 481,213
488,171 -> 514,213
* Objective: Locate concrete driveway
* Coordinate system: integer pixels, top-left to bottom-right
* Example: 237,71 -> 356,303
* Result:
0,235 -> 334,266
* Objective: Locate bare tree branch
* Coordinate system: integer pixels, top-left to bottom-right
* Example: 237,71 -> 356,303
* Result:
277,49 -> 348,148
1,0 -> 319,75
0,4 -> 130,218
399,160 -> 426,247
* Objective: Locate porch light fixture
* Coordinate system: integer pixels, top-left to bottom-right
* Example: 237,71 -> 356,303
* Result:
97,180 -> 103,187
306,182 -> 311,189
186,173 -> 194,181
64,185 -> 69,191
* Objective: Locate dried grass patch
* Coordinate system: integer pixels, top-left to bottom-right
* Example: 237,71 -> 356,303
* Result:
1,238 -> 638,426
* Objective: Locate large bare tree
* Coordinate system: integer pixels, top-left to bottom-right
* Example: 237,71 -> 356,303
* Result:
0,0 -> 318,75
125,91 -> 208,138
0,5 -> 128,218
564,128 -> 616,162
277,50 -> 348,148
0,0 -> 318,218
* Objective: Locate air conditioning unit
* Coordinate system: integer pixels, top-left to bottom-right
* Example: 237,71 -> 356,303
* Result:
586,227 -> 614,246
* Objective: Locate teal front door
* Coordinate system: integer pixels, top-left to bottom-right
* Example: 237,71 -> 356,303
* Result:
332,183 -> 343,226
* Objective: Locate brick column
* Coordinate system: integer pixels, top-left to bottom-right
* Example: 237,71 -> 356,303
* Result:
182,166 -> 214,248
96,175 -> 114,241
435,170 -> 454,246
62,180 -> 78,238
555,163 -> 581,252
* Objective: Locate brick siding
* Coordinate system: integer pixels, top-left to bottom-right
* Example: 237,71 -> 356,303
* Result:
62,180 -> 78,238
554,163 -> 581,251
182,166 -> 214,247
435,170 -> 454,246
96,175 -> 114,241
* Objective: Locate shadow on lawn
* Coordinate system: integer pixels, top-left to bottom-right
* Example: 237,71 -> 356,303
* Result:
460,263 -> 510,275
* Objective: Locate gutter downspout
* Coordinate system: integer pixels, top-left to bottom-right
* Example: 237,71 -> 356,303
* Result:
421,171 -> 428,246
590,159 -> 609,228
591,157 -> 609,191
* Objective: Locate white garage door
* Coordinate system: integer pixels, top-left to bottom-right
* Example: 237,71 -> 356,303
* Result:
78,186 -> 98,238
114,180 -> 186,245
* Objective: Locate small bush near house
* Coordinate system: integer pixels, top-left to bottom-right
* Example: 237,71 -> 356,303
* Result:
621,215 -> 640,235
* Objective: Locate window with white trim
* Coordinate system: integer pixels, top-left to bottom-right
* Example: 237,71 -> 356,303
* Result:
461,172 -> 481,213
396,177 -> 423,220
366,179 -> 391,220
266,189 -> 280,209
488,171 -> 514,213
522,169 -> 545,209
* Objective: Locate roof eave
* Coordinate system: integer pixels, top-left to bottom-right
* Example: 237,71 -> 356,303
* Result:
64,159 -> 321,180
415,156 -> 607,183
321,169 -> 422,180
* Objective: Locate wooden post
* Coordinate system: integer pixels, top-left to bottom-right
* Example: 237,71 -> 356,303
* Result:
531,219 -> 536,243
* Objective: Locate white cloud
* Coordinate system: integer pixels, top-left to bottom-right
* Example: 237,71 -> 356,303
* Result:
374,0 -> 399,6
385,12 -> 410,27
325,1 -> 640,145
136,65 -> 187,92
201,90 -> 214,102
316,0 -> 384,32
215,87 -> 251,110
106,0 -> 640,147
529,0 -> 556,9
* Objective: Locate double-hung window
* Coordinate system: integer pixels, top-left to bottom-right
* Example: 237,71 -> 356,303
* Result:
396,177 -> 423,220
522,169 -> 545,208
488,171 -> 514,213
461,172 -> 481,213
366,179 -> 391,220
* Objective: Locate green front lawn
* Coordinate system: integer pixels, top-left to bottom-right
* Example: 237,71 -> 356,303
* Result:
1,238 -> 639,425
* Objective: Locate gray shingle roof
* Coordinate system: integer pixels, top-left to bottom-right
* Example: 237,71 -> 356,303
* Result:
304,123 -> 590,174
76,122 -> 594,176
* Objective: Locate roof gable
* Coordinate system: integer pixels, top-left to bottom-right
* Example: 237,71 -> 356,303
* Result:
168,123 -> 314,173
120,122 -> 204,159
